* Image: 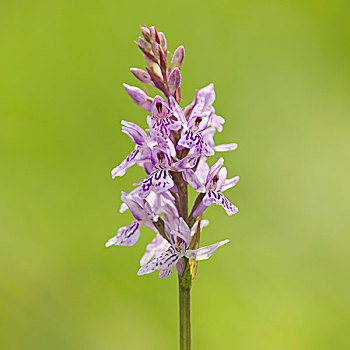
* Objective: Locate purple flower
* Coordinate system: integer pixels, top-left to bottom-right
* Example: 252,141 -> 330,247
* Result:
193,157 -> 239,217
177,97 -> 215,157
185,83 -> 225,133
139,219 -> 209,268
136,147 -> 200,198
105,192 -> 157,247
138,218 -> 228,279
149,96 -> 183,139
111,120 -> 153,178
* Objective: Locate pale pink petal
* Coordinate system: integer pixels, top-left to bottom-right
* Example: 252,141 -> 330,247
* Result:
214,143 -> 238,152
221,176 -> 240,192
184,240 -> 229,261
182,169 -> 205,193
216,167 -> 227,191
205,157 -> 224,188
171,155 -> 197,171
197,83 -> 216,108
195,157 -> 210,184
211,113 -> 225,132
178,217 -> 191,247
121,120 -> 147,146
111,149 -> 140,178
169,96 -> 187,127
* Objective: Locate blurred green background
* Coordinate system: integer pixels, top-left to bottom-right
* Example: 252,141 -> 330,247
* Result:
1,0 -> 350,349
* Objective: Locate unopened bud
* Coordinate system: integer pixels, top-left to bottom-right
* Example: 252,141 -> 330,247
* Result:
140,25 -> 151,42
143,55 -> 162,77
158,32 -> 167,52
130,68 -> 152,84
172,45 -> 185,68
151,41 -> 160,61
168,68 -> 181,95
123,83 -> 151,112
138,36 -> 151,53
149,26 -> 157,42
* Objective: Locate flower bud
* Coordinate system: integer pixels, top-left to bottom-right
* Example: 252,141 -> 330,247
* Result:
138,36 -> 151,53
130,68 -> 152,84
123,83 -> 151,112
143,55 -> 162,77
158,32 -> 167,53
171,45 -> 185,68
168,68 -> 181,96
149,26 -> 157,42
151,40 -> 160,61
140,25 -> 150,42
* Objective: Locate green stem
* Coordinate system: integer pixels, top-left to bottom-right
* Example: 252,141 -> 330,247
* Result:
179,275 -> 191,350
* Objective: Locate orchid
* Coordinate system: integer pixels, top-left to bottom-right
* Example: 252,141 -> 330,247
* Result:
192,157 -> 239,218
105,25 -> 240,350
105,192 -> 158,247
138,218 -> 228,278
111,120 -> 153,178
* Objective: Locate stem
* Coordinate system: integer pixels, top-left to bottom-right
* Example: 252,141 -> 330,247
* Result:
179,275 -> 191,350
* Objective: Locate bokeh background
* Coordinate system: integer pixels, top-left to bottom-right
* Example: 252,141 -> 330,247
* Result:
1,0 -> 350,349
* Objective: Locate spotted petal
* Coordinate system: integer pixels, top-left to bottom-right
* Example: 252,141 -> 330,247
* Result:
105,221 -> 141,247
140,234 -> 170,266
138,246 -> 181,279
138,170 -> 174,199
203,190 -> 238,216
178,132 -> 214,157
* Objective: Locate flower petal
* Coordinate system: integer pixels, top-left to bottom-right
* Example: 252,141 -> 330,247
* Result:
138,170 -> 174,199
111,148 -> 140,178
216,167 -> 227,191
205,157 -> 224,188
121,194 -> 147,221
203,191 -> 238,216
221,176 -> 240,192
178,217 -> 191,247
211,113 -> 225,132
182,169 -> 205,192
184,240 -> 229,261
138,246 -> 181,279
171,155 -> 198,171
140,234 -> 170,266
214,143 -> 238,152
121,120 -> 147,146
105,221 -> 141,247
197,83 -> 216,108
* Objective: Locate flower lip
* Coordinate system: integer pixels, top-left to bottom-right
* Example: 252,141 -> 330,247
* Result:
156,102 -> 162,114
209,174 -> 219,190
